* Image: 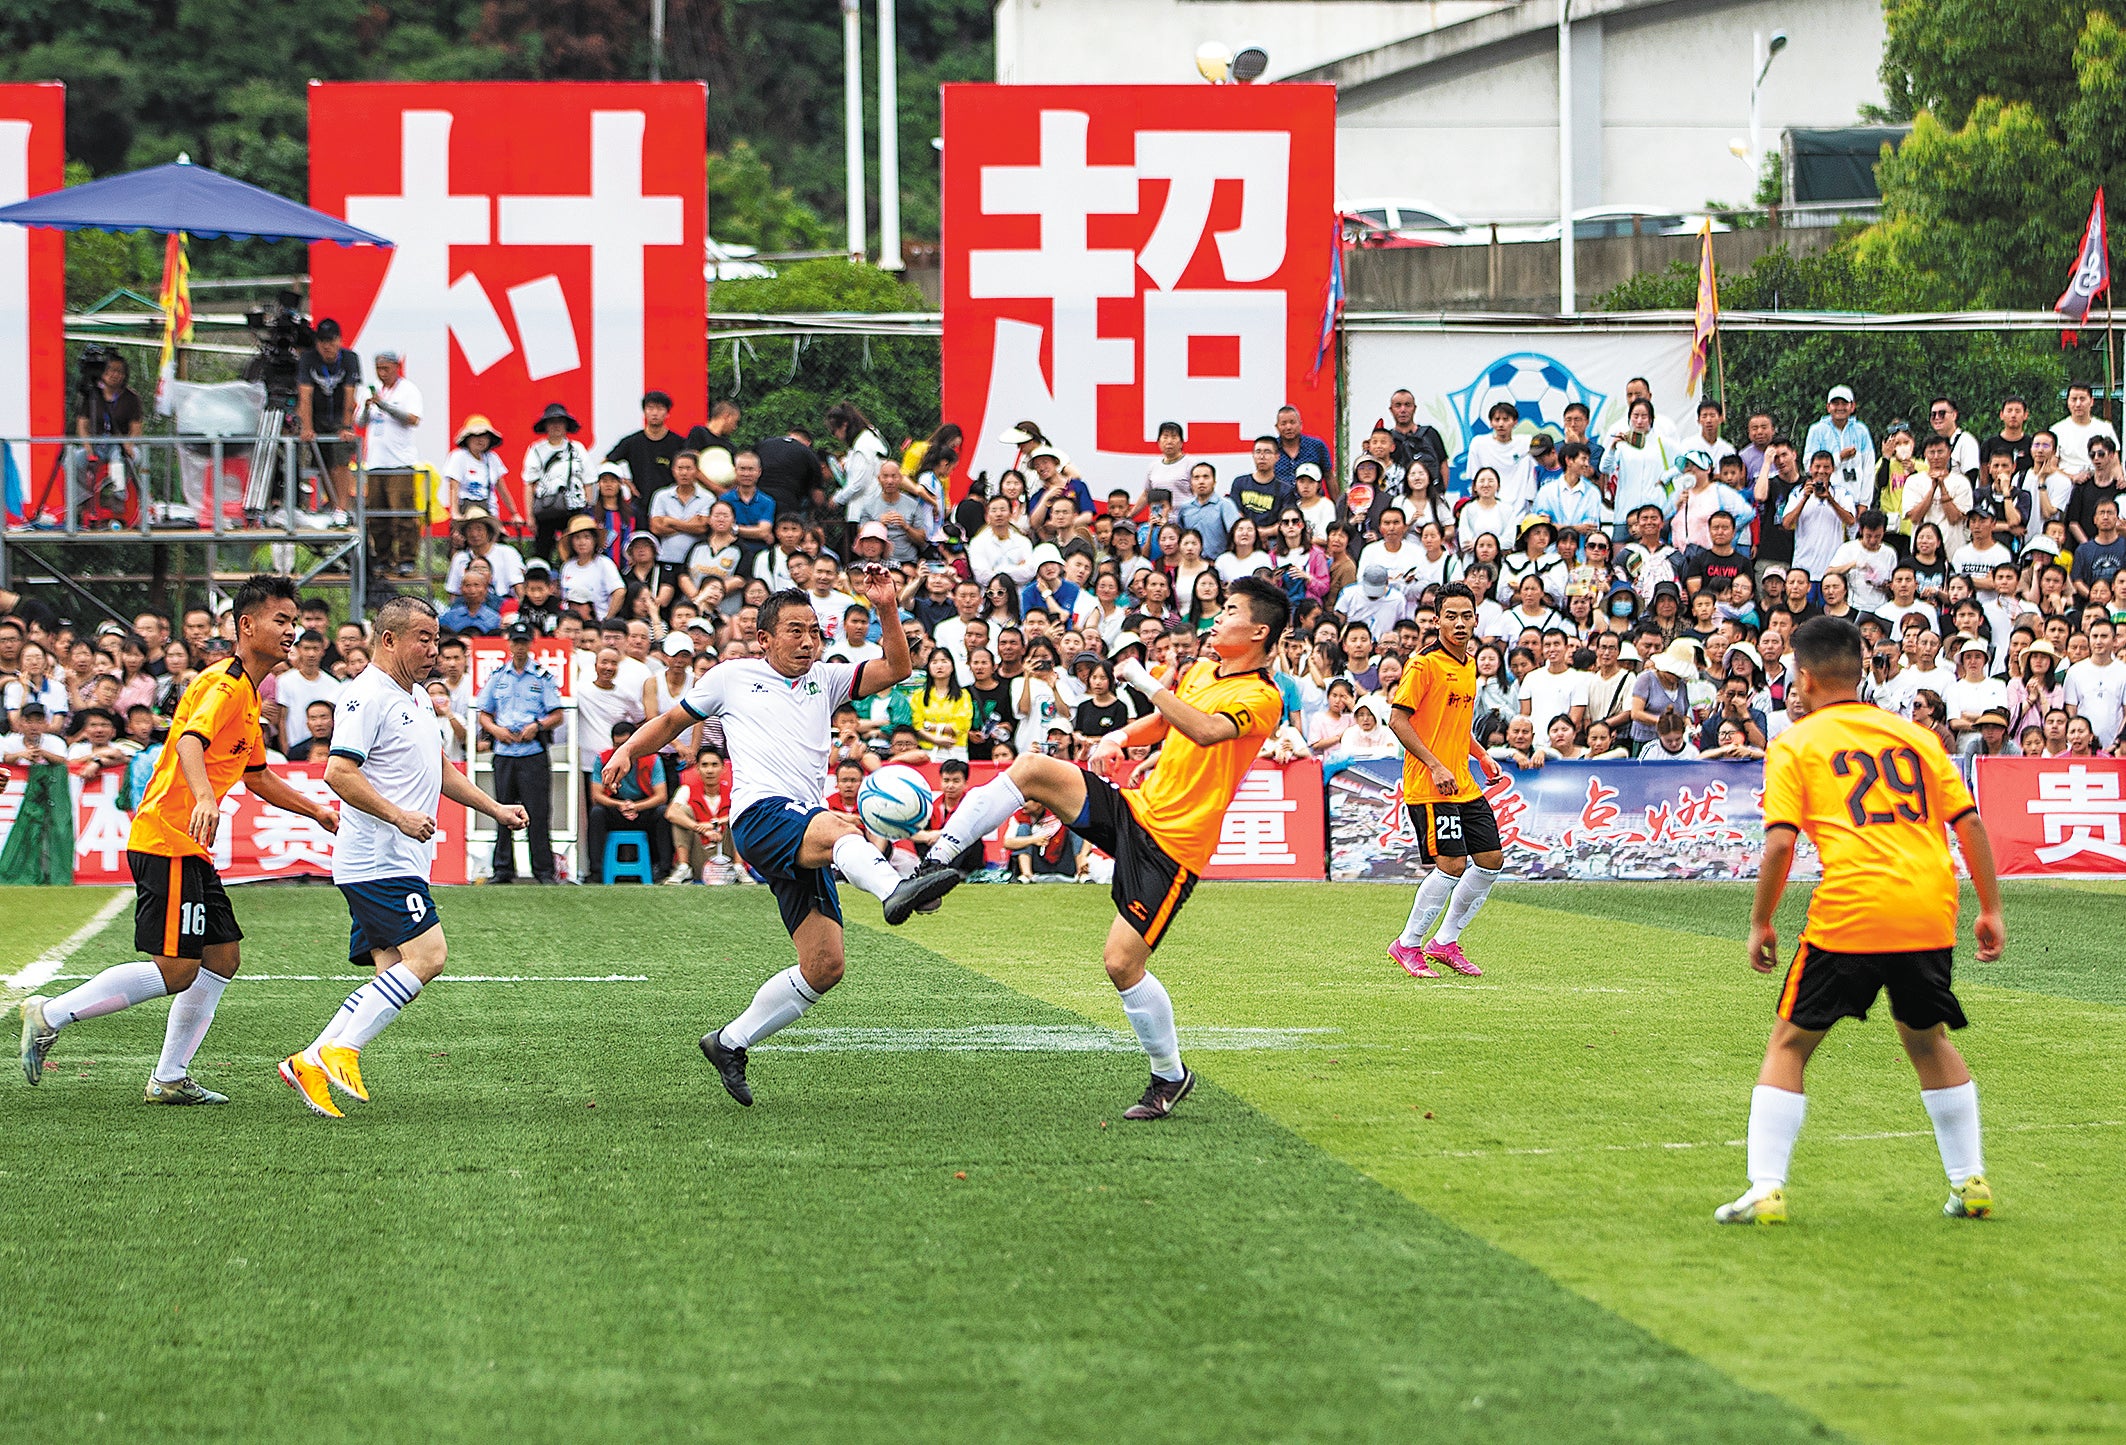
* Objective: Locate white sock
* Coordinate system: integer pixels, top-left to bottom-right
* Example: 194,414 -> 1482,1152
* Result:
310,964 -> 423,1058
40,961 -> 168,1030
1431,864 -> 1501,945
832,832 -> 903,902
151,969 -> 229,1083
721,965 -> 821,1050
1399,870 -> 1458,947
1746,1084 -> 1807,1188
928,774 -> 1025,862
1118,973 -> 1184,1081
1921,1079 -> 1984,1186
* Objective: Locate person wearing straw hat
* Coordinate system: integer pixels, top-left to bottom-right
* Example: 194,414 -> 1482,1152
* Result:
559,513 -> 626,620
523,402 -> 592,560
443,415 -> 513,525
444,504 -> 526,598
1626,638 -> 1698,753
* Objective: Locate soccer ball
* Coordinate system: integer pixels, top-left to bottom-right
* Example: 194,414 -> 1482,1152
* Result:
700,447 -> 737,488
856,765 -> 935,840
1468,353 -> 1578,436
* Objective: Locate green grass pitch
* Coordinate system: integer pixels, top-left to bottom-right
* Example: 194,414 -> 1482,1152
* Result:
1,877 -> 2121,1442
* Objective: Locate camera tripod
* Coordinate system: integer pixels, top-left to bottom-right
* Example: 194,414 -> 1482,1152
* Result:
242,404 -> 345,525
23,441 -> 141,530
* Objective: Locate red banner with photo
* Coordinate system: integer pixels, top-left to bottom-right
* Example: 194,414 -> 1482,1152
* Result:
0,82 -> 66,524
1971,756 -> 2126,877
0,764 -> 469,887
307,82 -> 707,520
941,83 -> 1337,503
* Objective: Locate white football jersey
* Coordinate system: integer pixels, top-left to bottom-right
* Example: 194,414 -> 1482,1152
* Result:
329,665 -> 445,884
680,658 -> 862,820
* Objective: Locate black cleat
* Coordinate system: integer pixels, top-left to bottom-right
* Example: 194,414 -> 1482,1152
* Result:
882,859 -> 964,926
1121,1067 -> 1196,1121
699,1029 -> 754,1106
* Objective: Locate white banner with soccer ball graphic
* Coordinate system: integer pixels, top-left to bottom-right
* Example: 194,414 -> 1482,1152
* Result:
1344,328 -> 1698,497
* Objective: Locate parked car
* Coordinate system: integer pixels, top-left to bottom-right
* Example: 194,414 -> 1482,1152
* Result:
1339,197 -> 1479,245
1517,207 -> 1733,242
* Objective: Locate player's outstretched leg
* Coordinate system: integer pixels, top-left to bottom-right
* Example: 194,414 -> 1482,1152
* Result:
1103,917 -> 1194,1121
20,957 -> 179,1087
1424,850 -> 1502,978
1900,1021 -> 1991,1218
704,911 -> 845,1106
889,768 -> 1042,923
144,944 -> 240,1105
1390,866 -> 1458,978
1717,1020 -> 1822,1224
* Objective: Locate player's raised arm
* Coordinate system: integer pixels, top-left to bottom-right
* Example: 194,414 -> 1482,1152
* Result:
851,563 -> 912,693
1111,656 -> 1236,747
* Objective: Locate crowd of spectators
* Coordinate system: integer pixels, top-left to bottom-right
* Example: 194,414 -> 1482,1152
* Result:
8,371 -> 2126,885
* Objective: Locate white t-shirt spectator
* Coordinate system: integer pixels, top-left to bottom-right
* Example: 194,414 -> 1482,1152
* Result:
1826,538 -> 1898,612
2064,656 -> 2126,747
1466,435 -> 1536,511
968,528 -> 1035,587
1876,599 -> 1939,636
1456,498 -> 1519,554
364,376 -> 424,470
1215,550 -> 1275,584
1903,471 -> 1974,556
1143,456 -> 1195,511
446,544 -> 526,597
1,731 -> 67,764
1941,673 -> 2008,728
442,447 -> 508,510
3,675 -> 69,722
1950,540 -> 2013,584
275,666 -> 343,742
1298,494 -> 1338,537
650,485 -> 716,565
559,555 -> 625,620
1787,482 -> 1855,577
1356,539 -> 1422,585
2051,415 -> 2119,477
1520,666 -> 1589,734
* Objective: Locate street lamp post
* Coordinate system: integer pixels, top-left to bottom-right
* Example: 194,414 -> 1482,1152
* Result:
1558,0 -> 1573,315
878,0 -> 903,271
1747,30 -> 1789,175
843,0 -> 866,263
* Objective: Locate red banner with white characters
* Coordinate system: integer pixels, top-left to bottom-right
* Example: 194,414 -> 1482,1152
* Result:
466,637 -> 576,700
307,82 -> 707,516
1972,756 -> 2126,877
1,82 -> 66,523
0,764 -> 469,886
941,83 -> 1337,503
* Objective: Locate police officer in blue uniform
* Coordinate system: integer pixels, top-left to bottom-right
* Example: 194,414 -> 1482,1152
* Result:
476,623 -> 565,883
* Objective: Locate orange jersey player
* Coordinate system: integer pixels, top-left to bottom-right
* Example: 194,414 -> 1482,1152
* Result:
19,574 -> 340,1105
1715,615 -> 2006,1227
1385,582 -> 1509,980
897,575 -> 1291,1121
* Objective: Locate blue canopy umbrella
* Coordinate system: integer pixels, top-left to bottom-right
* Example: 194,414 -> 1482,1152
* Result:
0,155 -> 391,245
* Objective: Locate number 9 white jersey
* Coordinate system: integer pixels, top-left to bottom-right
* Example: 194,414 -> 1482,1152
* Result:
329,666 -> 446,884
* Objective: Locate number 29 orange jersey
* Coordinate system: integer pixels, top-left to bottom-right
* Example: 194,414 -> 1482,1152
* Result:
1761,699 -> 1976,952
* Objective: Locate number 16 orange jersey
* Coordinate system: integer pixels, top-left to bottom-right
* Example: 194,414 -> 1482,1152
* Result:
1761,699 -> 1976,953
128,658 -> 268,859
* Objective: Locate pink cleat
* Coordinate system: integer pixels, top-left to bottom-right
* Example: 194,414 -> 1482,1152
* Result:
1389,940 -> 1439,978
1423,941 -> 1482,977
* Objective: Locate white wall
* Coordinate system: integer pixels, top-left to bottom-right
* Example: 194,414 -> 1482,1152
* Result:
1335,0 -> 1885,221
994,0 -> 1499,85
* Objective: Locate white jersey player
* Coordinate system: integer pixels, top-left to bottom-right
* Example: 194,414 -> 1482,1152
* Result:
278,596 -> 527,1118
603,567 -> 947,1105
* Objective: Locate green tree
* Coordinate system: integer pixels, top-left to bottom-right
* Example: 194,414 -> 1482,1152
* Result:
706,141 -> 833,251
1869,0 -> 2126,307
708,259 -> 938,450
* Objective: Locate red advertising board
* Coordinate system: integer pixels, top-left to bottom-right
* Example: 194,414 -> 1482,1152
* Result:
307,82 -> 707,517
0,764 -> 470,887
1971,755 -> 2126,877
1,82 -> 66,523
941,83 -> 1337,504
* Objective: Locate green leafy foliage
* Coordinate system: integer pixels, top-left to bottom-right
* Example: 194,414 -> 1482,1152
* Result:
709,259 -> 939,450
1601,245 -> 2086,437
705,140 -> 833,252
1873,0 -> 2126,307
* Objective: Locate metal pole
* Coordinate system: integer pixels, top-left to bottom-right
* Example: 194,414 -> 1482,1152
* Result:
1748,32 -> 1763,169
1558,0 -> 1574,316
649,0 -> 665,82
877,0 -> 903,271
842,0 -> 868,264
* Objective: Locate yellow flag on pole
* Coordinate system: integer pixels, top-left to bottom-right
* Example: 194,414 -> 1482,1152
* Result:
1686,219 -> 1718,396
156,230 -> 192,413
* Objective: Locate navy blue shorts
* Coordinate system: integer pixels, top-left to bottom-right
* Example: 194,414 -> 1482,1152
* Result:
340,876 -> 441,965
732,800 -> 842,938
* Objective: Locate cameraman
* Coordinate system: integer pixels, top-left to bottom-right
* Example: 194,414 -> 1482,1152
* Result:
1780,449 -> 1858,601
70,352 -> 143,513
296,318 -> 363,524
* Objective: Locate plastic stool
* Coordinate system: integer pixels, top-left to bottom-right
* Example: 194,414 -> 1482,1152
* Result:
601,831 -> 654,884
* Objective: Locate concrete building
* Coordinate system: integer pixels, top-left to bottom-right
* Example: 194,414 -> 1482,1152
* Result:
993,0 -> 1887,226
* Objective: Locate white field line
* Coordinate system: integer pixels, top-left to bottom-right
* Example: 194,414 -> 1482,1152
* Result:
1433,1118 -> 2126,1160
3,892 -> 131,993
42,973 -> 650,984
758,1024 -> 1342,1054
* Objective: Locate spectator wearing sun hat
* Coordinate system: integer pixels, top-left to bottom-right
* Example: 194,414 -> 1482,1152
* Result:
445,505 -> 527,598
1627,638 -> 1698,751
1019,543 -> 1083,620
559,514 -> 626,620
444,414 -> 511,523
1668,448 -> 1758,553
523,402 -> 593,560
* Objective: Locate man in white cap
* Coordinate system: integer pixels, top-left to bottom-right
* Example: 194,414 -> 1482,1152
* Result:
1020,543 -> 1082,620
853,459 -> 935,565
1336,564 -> 1411,639
1805,386 -> 1875,500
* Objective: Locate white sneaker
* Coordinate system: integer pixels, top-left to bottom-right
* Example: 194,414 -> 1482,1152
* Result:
662,864 -> 694,886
